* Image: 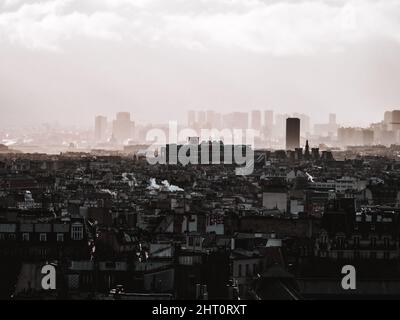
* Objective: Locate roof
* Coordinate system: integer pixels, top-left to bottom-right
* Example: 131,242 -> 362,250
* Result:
261,265 -> 295,279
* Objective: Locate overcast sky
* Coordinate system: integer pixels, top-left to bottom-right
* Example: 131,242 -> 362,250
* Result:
1,0 -> 400,127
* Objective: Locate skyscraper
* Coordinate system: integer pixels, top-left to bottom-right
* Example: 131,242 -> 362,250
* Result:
112,112 -> 134,143
304,140 -> 310,160
384,111 -> 393,124
329,113 -> 337,125
233,112 -> 249,129
188,110 -> 196,127
94,115 -> 107,142
264,110 -> 274,128
286,118 -> 300,150
214,112 -> 222,129
328,113 -> 338,135
392,110 -> 400,131
206,110 -> 215,128
251,110 -> 262,131
198,111 -> 206,127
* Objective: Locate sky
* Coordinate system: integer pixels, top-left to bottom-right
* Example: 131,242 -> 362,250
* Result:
0,0 -> 400,128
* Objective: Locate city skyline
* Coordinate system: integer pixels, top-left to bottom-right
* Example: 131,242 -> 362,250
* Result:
1,0 -> 400,127
2,0 -> 400,303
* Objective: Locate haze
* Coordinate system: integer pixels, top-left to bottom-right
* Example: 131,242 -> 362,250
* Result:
0,0 -> 400,127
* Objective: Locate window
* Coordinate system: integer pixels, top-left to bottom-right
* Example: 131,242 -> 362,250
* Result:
253,264 -> 257,275
22,233 -> 30,242
8,234 -> 16,240
188,237 -> 194,246
0,234 -> 5,241
195,237 -> 201,247
238,264 -> 242,277
245,264 -> 250,276
337,237 -> 345,249
384,238 -> 390,248
57,233 -> 64,242
40,248 -> 47,258
354,236 -> 360,248
71,223 -> 83,241
39,233 -> 47,242
371,238 -> 377,248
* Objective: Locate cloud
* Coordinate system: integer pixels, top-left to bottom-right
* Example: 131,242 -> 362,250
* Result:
0,0 -> 400,54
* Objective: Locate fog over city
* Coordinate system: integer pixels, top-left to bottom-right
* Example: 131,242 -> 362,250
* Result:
1,0 -> 400,127
4,0 -> 400,303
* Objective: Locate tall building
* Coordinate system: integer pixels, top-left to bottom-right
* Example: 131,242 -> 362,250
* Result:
188,110 -> 196,127
251,110 -> 262,131
233,112 -> 249,129
286,118 -> 300,150
391,110 -> 400,131
112,112 -> 134,144
329,113 -> 337,125
198,111 -> 206,127
214,112 -> 222,129
206,110 -> 215,128
264,110 -> 274,128
304,140 -> 310,160
94,115 -> 107,142
384,111 -> 393,131
314,114 -> 338,137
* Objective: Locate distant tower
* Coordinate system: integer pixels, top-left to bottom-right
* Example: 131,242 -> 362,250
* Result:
264,110 -> 274,128
392,110 -> 400,131
384,111 -> 393,124
286,118 -> 300,150
233,112 -> 249,130
304,140 -> 310,160
198,111 -> 206,127
112,112 -> 134,143
251,110 -> 262,131
206,110 -> 215,128
188,110 -> 196,127
329,113 -> 337,125
94,115 -> 107,142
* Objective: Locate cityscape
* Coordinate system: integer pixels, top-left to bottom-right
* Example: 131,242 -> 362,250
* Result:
2,0 -> 400,304
2,109 -> 400,300
2,109 -> 400,155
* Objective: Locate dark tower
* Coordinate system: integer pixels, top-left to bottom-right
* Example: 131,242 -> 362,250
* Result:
304,140 -> 310,160
286,118 -> 300,150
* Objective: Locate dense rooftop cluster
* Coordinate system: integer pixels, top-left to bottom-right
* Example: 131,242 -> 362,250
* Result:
1,146 -> 400,300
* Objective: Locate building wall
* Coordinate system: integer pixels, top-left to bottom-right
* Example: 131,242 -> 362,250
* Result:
225,216 -> 320,238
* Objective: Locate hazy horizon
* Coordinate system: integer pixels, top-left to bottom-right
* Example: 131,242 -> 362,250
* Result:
1,0 -> 400,128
